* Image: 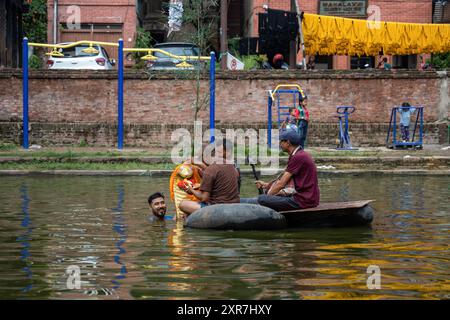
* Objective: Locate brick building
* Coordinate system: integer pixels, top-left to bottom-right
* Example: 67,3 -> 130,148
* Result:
0,0 -> 27,68
45,1 -> 437,69
47,0 -> 137,60
236,0 -> 434,70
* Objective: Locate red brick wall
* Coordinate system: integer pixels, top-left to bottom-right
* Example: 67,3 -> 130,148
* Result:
1,69 -> 448,147
0,121 -> 446,147
0,70 -> 447,125
253,0 -> 433,21
370,0 -> 432,23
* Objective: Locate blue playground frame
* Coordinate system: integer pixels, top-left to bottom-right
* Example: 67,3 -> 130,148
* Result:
386,106 -> 424,149
336,106 -> 357,150
22,38 -> 216,149
268,85 -> 305,148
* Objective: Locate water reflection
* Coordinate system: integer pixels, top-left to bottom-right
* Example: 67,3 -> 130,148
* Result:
18,184 -> 33,293
111,184 -> 127,290
339,181 -> 350,201
0,175 -> 448,299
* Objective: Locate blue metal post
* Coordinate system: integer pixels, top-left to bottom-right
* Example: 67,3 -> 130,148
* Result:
419,107 -> 424,145
277,94 -> 281,128
268,94 -> 272,148
209,52 -> 216,143
118,39 -> 124,149
22,38 -> 29,149
393,108 -> 397,145
412,106 -> 419,143
386,109 -> 394,146
344,109 -> 349,137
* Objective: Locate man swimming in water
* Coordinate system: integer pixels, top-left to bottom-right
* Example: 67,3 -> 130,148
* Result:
148,192 -> 168,221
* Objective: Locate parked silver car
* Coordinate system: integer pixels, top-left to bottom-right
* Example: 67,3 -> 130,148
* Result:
46,43 -> 116,70
146,42 -> 203,70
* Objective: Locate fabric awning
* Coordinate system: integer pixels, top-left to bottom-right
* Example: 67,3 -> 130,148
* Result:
302,13 -> 450,56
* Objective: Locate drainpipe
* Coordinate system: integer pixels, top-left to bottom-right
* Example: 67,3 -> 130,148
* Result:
53,0 -> 58,44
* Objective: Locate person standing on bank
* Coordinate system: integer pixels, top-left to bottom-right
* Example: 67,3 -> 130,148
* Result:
297,94 -> 310,150
179,139 -> 240,216
399,102 -> 416,142
256,130 -> 320,211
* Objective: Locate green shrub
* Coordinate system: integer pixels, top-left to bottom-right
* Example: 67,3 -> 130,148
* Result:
78,139 -> 88,147
428,53 -> 450,70
131,27 -> 154,67
29,55 -> 42,69
0,142 -> 18,151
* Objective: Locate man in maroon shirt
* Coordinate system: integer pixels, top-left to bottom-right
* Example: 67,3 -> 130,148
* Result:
256,130 -> 320,211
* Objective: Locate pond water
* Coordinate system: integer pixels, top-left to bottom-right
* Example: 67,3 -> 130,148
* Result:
0,174 -> 448,300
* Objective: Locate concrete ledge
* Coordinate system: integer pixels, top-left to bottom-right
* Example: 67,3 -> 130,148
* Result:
1,169 -> 449,176
0,68 -> 446,80
0,169 -> 174,176
1,155 -> 448,167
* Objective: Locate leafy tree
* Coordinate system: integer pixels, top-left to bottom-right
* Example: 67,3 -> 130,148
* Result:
131,27 -> 154,69
23,0 -> 47,43
29,54 -> 42,69
165,0 -> 219,121
428,53 -> 450,70
181,0 -> 218,55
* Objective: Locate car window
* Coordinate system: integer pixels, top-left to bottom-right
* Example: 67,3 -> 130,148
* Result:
101,48 -> 110,60
154,46 -> 200,58
57,44 -> 100,58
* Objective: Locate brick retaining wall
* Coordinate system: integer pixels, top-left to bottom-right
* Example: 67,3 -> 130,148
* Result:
0,69 -> 448,146
0,121 -> 446,148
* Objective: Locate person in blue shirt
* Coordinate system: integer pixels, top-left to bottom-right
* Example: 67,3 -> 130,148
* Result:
399,102 -> 416,142
281,107 -> 298,132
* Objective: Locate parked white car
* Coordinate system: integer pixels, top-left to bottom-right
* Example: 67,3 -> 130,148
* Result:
46,43 -> 116,70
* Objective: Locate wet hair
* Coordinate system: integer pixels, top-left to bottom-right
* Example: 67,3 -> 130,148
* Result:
148,192 -> 164,205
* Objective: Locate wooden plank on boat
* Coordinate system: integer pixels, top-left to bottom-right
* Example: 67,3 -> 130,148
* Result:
283,200 -> 374,213
280,200 -> 375,228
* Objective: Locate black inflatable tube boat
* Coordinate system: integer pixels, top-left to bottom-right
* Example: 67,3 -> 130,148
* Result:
185,200 -> 374,230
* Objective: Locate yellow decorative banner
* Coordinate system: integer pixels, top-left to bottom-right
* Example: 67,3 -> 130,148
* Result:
302,13 -> 450,56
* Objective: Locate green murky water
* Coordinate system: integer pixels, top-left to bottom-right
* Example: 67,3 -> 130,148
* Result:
0,174 -> 448,299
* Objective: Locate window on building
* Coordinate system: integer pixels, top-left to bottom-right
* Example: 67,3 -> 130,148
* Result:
314,55 -> 333,69
350,56 -> 375,69
392,55 -> 417,69
60,23 -> 123,30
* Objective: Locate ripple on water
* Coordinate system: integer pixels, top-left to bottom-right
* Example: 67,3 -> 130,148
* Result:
0,175 -> 448,299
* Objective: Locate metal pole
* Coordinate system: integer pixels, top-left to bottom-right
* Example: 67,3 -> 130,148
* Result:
419,107 -> 424,146
22,38 -> 29,149
210,52 -> 216,143
118,39 -> 124,149
220,0 -> 228,70
412,106 -> 419,143
294,1 -> 307,70
268,93 -> 272,148
277,93 -> 280,128
386,108 -> 394,147
53,0 -> 58,44
393,108 -> 397,145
